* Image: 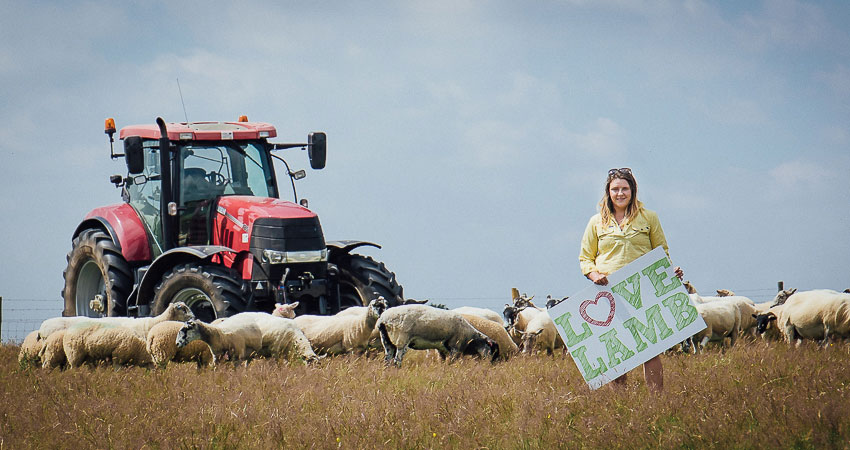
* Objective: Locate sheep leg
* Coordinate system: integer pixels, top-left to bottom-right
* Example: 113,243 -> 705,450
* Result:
393,345 -> 410,367
821,324 -> 832,348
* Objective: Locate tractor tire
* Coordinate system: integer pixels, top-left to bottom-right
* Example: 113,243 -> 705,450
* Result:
152,263 -> 244,323
336,254 -> 404,308
62,229 -> 133,317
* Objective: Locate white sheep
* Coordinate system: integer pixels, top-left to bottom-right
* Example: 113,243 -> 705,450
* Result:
63,322 -> 153,368
451,306 -> 504,325
18,330 -> 43,365
176,319 -> 258,363
38,302 -> 194,340
754,289 -> 850,346
293,298 -> 387,356
689,300 -> 741,354
503,303 -> 564,355
218,313 -> 319,363
146,321 -> 215,368
272,302 -> 299,319
375,305 -> 498,367
458,313 -> 517,360
39,329 -> 67,369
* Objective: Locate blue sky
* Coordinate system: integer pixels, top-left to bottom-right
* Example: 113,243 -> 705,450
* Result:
1,1 -> 848,323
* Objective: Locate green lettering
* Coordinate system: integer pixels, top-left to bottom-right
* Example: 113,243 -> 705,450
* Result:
641,257 -> 681,297
661,292 -> 699,330
611,272 -> 642,309
571,345 -> 607,380
553,311 -> 593,347
622,304 -> 674,352
598,329 -> 636,367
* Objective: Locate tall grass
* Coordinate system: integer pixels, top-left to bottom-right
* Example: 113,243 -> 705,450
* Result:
2,339 -> 849,449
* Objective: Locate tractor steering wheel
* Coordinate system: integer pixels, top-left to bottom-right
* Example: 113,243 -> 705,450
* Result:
206,172 -> 227,186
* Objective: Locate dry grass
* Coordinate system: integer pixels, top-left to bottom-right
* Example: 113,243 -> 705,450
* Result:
2,339 -> 850,449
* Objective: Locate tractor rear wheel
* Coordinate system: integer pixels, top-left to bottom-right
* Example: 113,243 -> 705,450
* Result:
62,229 -> 133,317
336,254 -> 403,308
152,263 -> 244,323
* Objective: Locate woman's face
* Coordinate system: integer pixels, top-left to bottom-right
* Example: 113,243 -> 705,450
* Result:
609,178 -> 632,211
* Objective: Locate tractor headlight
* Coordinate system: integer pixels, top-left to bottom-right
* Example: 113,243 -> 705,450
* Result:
263,249 -> 328,264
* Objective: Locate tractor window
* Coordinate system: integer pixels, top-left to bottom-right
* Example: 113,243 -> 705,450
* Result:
177,142 -> 275,245
126,141 -> 164,257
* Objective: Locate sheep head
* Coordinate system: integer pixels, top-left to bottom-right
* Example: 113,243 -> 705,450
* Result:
716,289 -> 735,297
369,297 -> 388,317
176,320 -> 200,348
752,311 -> 778,334
771,288 -> 797,306
273,302 -> 299,319
683,281 -> 698,294
165,302 -> 195,322
503,304 -> 519,327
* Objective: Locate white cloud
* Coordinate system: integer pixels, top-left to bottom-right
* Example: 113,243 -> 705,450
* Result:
769,160 -> 836,189
569,118 -> 626,158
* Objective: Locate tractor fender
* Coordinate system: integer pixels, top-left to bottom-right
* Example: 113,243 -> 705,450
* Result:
132,245 -> 236,310
326,240 -> 381,262
75,203 -> 151,262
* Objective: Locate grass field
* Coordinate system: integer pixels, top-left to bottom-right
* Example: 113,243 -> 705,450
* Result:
1,339 -> 849,449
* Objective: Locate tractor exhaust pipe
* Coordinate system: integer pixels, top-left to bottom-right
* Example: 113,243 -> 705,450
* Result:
156,117 -> 176,251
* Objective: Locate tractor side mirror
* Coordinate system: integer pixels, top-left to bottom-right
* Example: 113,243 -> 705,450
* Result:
308,132 -> 326,170
124,136 -> 145,174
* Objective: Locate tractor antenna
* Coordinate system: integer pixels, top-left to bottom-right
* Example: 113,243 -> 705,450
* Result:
177,77 -> 189,123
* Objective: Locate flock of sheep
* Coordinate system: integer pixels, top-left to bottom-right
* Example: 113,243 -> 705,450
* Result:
16,284 -> 850,371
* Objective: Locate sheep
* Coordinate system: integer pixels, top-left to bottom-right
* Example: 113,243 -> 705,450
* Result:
451,306 -> 504,325
218,313 -> 319,363
63,322 -> 153,368
689,300 -> 741,354
176,319 -> 258,363
459,313 -> 517,360
753,290 -> 850,346
503,303 -> 564,355
18,330 -> 43,365
752,305 -> 786,341
38,316 -> 90,340
272,302 -> 299,319
293,298 -> 387,356
146,321 -> 215,368
38,302 -> 194,340
375,305 -> 498,367
39,330 -> 67,369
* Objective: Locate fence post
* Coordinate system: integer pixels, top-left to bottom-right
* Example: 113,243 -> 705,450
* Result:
777,281 -> 784,292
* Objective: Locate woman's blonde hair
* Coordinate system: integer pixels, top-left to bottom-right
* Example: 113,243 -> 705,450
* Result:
599,169 -> 643,227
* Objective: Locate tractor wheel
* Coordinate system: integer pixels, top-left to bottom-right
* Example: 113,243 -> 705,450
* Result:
336,254 -> 404,308
152,263 -> 244,323
62,229 -> 133,317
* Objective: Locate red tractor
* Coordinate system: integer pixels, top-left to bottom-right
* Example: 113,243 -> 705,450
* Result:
62,116 -> 403,321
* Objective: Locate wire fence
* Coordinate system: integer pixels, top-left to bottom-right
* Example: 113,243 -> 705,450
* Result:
1,298 -> 64,344
0,286 -> 792,344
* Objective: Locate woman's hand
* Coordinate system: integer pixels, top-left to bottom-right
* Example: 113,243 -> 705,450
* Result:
674,266 -> 684,280
588,271 -> 609,286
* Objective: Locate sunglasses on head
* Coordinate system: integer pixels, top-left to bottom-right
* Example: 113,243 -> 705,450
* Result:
608,167 -> 632,177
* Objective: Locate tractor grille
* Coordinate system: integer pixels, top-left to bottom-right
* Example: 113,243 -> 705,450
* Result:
250,217 -> 325,253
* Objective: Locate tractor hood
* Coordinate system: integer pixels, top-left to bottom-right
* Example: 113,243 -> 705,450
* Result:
215,196 -> 317,229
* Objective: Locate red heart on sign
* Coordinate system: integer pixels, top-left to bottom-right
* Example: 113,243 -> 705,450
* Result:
579,291 -> 616,327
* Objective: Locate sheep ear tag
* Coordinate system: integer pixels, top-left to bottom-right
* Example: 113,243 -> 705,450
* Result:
579,291 -> 616,327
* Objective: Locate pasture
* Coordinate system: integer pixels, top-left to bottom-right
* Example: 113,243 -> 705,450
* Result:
2,339 -> 849,449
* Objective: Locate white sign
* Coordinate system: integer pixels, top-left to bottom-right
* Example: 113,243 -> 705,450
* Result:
548,247 -> 706,390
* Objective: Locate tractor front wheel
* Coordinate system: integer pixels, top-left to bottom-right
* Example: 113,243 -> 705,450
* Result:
152,263 -> 244,323
62,229 -> 133,317
336,254 -> 404,309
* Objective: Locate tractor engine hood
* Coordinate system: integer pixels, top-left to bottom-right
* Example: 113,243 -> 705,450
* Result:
214,196 -> 318,237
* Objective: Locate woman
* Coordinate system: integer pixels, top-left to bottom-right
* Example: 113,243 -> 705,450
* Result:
579,168 -> 682,392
